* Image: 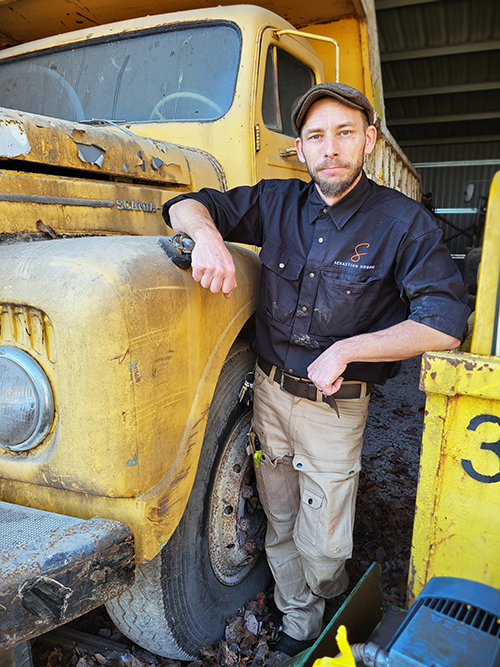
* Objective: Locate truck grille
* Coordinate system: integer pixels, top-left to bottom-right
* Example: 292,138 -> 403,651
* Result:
0,303 -> 56,362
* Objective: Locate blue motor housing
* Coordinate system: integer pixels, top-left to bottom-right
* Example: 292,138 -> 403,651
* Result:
387,578 -> 500,666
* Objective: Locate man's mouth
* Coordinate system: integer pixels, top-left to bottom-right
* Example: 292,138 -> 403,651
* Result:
318,162 -> 349,173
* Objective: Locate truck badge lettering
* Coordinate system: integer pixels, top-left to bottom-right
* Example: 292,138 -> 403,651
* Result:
116,199 -> 157,212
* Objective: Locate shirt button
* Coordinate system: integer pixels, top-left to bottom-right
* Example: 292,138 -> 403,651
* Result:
297,462 -> 303,469
294,340 -> 299,344
322,208 -> 328,214
301,306 -> 307,312
346,290 -> 351,295
308,498 -> 313,505
288,369 -> 293,374
309,272 -> 315,278
279,262 -> 285,269
318,237 -> 324,243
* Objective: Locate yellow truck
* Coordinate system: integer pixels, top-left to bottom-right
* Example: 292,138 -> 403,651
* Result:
0,0 -> 423,660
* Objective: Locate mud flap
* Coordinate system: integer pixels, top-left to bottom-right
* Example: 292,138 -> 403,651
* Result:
0,501 -> 135,650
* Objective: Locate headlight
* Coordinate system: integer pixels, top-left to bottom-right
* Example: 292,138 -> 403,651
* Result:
0,346 -> 54,451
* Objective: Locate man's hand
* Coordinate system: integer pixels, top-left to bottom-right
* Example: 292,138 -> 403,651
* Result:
168,199 -> 236,298
307,320 -> 462,395
191,232 -> 237,298
307,349 -> 346,395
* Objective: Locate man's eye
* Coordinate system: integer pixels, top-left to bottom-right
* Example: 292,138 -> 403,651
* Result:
340,130 -> 351,136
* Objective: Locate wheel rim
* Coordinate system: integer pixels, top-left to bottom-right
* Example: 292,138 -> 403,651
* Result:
209,411 -> 266,585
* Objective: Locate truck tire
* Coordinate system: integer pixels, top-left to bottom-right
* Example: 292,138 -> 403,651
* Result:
106,340 -> 269,659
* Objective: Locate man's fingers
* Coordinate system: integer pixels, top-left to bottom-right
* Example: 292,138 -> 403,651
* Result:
191,257 -> 236,297
222,275 -> 237,298
324,376 -> 344,395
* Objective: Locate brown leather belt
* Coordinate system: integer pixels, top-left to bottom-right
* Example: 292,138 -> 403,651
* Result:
257,358 -> 371,409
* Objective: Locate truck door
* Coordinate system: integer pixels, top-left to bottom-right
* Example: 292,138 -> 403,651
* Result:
253,32 -> 322,183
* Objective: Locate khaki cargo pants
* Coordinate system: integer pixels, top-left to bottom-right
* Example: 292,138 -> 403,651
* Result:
252,363 -> 370,641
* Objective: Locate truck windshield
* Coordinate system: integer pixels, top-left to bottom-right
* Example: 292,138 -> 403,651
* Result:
0,23 -> 241,123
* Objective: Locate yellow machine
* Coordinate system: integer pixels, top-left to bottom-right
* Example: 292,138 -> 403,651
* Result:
0,0 -> 421,660
409,172 -> 500,602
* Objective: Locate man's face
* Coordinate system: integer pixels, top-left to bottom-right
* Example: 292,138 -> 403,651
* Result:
295,97 -> 377,205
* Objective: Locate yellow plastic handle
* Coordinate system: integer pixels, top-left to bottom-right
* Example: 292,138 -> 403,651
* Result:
312,626 -> 355,667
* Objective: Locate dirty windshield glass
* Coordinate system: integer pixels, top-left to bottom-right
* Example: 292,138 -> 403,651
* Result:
0,23 -> 240,123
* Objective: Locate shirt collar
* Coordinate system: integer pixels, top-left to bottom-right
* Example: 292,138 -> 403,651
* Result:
305,171 -> 372,230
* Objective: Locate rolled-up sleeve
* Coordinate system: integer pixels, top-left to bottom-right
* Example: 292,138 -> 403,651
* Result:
162,184 -> 264,246
396,224 -> 470,341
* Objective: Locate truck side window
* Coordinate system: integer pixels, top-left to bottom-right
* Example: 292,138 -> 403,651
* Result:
262,46 -> 315,136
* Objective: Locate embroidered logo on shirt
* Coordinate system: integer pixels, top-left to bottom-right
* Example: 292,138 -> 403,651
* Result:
351,243 -> 370,262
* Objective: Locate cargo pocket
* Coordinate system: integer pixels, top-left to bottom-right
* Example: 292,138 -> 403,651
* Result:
295,469 -> 359,560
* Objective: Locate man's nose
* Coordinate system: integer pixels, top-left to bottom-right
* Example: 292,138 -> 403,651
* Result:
323,134 -> 339,157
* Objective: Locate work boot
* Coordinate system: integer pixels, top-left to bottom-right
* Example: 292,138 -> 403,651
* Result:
274,632 -> 317,657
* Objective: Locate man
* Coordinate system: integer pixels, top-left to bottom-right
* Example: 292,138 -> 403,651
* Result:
163,82 -> 469,655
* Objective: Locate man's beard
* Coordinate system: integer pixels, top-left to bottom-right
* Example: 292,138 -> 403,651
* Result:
307,155 -> 364,199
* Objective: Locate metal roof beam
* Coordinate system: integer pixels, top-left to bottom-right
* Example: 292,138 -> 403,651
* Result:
413,159 -> 500,168
381,40 -> 500,62
375,0 -> 438,8
384,81 -> 500,98
399,134 -> 500,146
388,111 -> 500,125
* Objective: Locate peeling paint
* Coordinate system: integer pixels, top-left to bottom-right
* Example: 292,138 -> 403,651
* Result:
75,142 -> 105,168
0,117 -> 31,158
126,455 -> 137,467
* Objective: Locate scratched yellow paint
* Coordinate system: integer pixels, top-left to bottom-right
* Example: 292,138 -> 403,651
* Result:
409,174 -> 500,604
0,236 -> 260,561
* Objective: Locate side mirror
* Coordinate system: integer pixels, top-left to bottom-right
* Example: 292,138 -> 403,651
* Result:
464,182 -> 475,204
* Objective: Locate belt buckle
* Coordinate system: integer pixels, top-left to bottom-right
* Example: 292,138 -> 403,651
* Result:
279,370 -> 299,393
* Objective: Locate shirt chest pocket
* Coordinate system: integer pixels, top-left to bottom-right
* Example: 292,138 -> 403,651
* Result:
310,271 -> 382,338
259,244 -> 303,326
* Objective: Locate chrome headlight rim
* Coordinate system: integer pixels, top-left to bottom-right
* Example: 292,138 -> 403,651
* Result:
0,346 -> 55,452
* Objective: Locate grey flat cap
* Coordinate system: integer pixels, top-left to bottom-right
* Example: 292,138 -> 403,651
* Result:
292,82 -> 375,135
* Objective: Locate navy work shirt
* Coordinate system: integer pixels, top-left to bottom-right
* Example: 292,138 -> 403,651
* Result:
163,172 -> 470,384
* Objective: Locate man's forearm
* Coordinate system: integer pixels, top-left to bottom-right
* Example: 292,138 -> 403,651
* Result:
167,199 -> 237,297
168,199 -> 221,241
307,320 -> 461,395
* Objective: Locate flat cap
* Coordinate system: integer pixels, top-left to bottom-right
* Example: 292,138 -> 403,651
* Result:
291,82 -> 375,135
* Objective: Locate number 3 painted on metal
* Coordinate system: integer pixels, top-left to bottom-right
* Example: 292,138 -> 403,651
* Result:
461,414 -> 500,483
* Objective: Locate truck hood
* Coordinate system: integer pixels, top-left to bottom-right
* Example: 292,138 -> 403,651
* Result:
0,107 -> 192,186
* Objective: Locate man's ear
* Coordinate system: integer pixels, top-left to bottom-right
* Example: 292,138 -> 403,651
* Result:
364,125 -> 377,155
295,136 -> 306,163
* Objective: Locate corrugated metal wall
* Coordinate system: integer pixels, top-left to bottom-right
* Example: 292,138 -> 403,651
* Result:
404,142 -> 500,255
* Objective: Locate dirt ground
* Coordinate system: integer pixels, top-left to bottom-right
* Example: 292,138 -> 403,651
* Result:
31,356 -> 425,667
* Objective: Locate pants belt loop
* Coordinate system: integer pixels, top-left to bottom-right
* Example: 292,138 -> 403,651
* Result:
270,364 -> 278,383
